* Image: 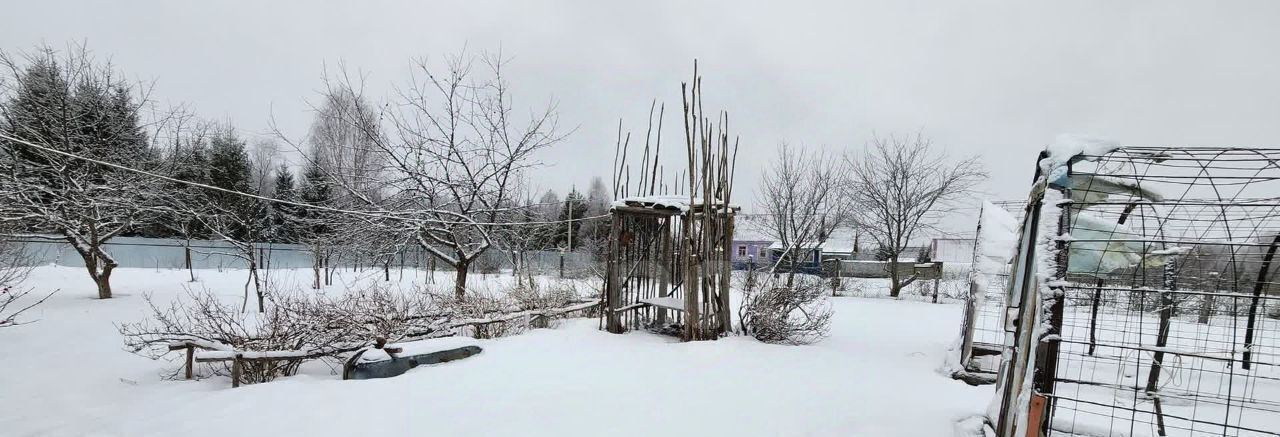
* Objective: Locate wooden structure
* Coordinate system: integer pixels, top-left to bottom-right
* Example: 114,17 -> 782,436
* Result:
605,197 -> 737,340
604,62 -> 739,341
167,341 -> 310,388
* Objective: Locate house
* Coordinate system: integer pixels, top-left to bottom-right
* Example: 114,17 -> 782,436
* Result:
730,214 -> 773,270
765,241 -> 824,274
730,239 -> 773,269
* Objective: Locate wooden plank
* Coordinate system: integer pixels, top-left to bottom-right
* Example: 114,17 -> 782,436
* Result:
639,296 -> 686,312
1024,394 -> 1046,437
615,302 -> 650,313
612,206 -> 681,217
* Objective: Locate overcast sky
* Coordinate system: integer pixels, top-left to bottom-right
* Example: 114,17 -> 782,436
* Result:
5,1 -> 1280,231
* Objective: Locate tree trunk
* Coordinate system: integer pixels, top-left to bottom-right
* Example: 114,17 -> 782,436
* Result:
185,244 -> 195,282
454,260 -> 469,298
252,263 -> 264,313
888,263 -> 901,298
78,246 -> 116,299
95,264 -> 114,299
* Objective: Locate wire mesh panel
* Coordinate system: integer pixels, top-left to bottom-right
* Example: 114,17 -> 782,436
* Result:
958,200 -> 1027,379
1000,146 -> 1280,436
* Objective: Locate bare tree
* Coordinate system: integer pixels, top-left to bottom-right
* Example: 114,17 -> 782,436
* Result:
843,132 -> 985,297
188,200 -> 271,312
305,51 -> 565,298
156,114 -> 215,282
305,79 -> 385,207
0,44 -> 167,299
758,143 -> 850,286
248,138 -> 282,198
491,179 -> 550,285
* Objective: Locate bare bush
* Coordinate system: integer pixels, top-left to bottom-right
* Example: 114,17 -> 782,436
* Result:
429,289 -> 523,339
120,277 -> 599,384
285,282 -> 451,342
119,288 -> 324,381
737,272 -> 833,345
0,236 -> 50,328
508,280 -> 580,311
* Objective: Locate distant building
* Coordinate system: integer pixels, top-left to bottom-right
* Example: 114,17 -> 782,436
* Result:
930,238 -> 976,263
730,239 -> 773,269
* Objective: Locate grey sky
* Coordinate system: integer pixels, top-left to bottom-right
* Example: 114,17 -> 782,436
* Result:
5,1 -> 1280,231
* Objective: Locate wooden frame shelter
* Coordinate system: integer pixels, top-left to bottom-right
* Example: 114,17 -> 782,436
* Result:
604,197 -> 737,341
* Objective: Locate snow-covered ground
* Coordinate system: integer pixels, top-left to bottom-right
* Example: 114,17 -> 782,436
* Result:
0,266 -> 991,436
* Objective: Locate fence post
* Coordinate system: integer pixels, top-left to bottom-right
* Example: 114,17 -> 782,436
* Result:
231,354 -> 243,388
184,345 -> 194,380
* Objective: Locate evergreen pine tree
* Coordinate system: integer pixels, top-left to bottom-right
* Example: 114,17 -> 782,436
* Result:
206,127 -> 256,240
2,55 -> 70,172
557,189 -> 588,250
271,163 -> 298,243
298,159 -> 333,242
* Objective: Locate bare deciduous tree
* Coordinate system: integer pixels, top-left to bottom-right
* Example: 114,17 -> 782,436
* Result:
0,44 -> 168,299
303,51 -> 565,298
758,143 -> 850,286
843,132 -> 986,297
248,138 -> 283,198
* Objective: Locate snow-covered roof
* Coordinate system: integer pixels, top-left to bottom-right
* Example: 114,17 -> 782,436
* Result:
612,195 -> 740,212
766,241 -> 823,250
749,226 -> 862,253
733,214 -> 773,241
820,227 -> 859,253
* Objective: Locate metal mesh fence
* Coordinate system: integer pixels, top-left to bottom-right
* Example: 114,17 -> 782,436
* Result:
998,147 -> 1280,436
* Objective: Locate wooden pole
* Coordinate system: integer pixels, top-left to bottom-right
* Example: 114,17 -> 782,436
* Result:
184,346 -> 194,380
718,211 -> 733,334
231,354 -> 243,388
658,217 -> 670,326
932,264 -> 941,304
606,215 -> 623,333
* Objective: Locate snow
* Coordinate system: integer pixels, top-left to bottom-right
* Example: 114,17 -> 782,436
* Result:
1040,134 -> 1122,187
637,296 -> 685,311
358,336 -> 481,363
0,266 -> 991,436
970,200 -> 1020,297
612,195 -> 739,212
613,194 -> 692,211
195,350 -> 314,360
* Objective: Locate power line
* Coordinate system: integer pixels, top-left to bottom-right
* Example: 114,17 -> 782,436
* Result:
0,132 -> 607,227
